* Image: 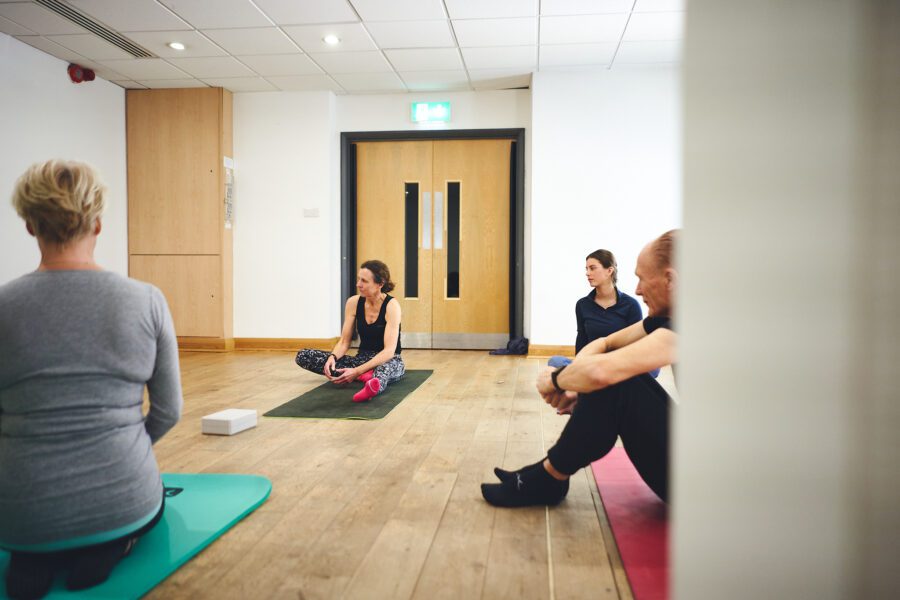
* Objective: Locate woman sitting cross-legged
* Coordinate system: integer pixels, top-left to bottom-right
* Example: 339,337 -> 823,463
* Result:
0,160 -> 182,599
295,260 -> 405,402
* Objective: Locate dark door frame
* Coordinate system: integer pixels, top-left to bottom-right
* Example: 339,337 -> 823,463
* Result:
340,128 -> 525,341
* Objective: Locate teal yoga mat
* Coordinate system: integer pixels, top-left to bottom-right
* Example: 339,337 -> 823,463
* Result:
265,369 -> 433,420
0,473 -> 271,599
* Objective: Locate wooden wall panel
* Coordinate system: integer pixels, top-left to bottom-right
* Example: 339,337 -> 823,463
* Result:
127,88 -> 221,255
130,255 -> 223,338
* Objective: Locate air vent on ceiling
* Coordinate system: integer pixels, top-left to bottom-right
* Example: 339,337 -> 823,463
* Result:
35,0 -> 156,58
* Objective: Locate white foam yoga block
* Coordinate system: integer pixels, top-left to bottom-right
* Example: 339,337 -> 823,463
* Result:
201,409 -> 258,436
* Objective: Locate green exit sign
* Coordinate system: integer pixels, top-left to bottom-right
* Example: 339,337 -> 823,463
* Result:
411,101 -> 451,123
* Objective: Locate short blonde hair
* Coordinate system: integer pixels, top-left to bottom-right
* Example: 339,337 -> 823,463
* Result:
11,160 -> 106,244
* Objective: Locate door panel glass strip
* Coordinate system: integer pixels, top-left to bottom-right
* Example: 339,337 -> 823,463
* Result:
447,182 -> 460,298
404,182 -> 419,298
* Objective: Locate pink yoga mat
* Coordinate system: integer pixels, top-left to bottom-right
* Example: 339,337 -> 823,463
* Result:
591,448 -> 668,600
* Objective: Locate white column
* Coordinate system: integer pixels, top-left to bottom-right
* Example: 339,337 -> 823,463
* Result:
675,1 -> 900,598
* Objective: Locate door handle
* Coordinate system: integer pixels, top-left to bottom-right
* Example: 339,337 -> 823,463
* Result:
433,191 -> 443,249
422,191 -> 431,249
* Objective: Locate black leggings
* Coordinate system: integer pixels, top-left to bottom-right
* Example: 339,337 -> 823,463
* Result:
546,373 -> 671,501
8,495 -> 165,569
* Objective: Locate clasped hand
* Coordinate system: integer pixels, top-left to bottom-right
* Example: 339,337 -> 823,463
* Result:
323,358 -> 358,384
536,367 -> 578,413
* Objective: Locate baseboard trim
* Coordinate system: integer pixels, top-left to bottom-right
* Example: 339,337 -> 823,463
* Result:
528,344 -> 575,358
177,337 -> 235,352
233,337 -> 340,351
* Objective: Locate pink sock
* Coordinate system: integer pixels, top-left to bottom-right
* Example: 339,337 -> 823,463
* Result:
357,370 -> 375,383
352,378 -> 381,403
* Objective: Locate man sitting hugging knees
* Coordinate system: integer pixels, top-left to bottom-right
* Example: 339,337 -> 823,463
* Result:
482,230 -> 678,507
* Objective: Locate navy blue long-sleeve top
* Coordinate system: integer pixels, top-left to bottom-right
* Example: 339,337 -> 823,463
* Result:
574,288 -> 644,352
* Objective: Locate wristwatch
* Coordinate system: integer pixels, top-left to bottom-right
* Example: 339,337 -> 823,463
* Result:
550,365 -> 567,392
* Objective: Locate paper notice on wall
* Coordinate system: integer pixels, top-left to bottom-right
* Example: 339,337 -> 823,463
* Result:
224,158 -> 234,229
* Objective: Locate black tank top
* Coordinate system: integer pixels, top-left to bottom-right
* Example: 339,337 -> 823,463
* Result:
356,295 -> 401,354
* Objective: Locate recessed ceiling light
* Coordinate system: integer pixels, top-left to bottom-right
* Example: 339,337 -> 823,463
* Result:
323,35 -> 340,45
167,42 -> 185,51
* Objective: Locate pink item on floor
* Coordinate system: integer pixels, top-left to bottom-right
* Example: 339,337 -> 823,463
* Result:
352,377 -> 381,402
591,447 -> 668,600
357,370 -> 375,383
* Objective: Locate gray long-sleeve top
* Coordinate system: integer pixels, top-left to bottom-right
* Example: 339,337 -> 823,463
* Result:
0,270 -> 182,547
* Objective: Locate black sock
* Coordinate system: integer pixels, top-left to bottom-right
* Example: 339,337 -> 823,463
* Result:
65,538 -> 131,591
6,552 -> 54,600
493,459 -> 546,482
482,463 -> 570,508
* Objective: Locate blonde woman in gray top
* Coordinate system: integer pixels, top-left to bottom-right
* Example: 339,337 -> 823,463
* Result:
0,160 -> 182,598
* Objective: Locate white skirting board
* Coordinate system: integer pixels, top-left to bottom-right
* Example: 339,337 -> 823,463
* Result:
201,408 -> 258,435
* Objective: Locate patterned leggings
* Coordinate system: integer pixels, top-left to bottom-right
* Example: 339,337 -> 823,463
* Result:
294,349 -> 406,392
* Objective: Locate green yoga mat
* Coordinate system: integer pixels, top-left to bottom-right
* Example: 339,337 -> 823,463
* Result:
265,369 -> 433,420
0,473 -> 271,599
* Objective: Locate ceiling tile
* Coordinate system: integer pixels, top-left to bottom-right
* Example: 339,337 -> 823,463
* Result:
540,13 -> 628,44
202,27 -> 299,55
158,0 -> 272,29
633,0 -> 686,12
452,17 -> 536,47
253,0 -> 359,25
622,11 -> 684,41
167,56 -> 255,77
0,3 -> 86,35
126,30 -> 227,57
136,78 -> 208,88
46,34 -> 133,60
67,0 -> 189,32
331,72 -> 406,92
614,39 -> 681,63
201,76 -> 278,91
13,35 -> 85,62
0,14 -> 34,36
267,74 -> 344,91
461,45 -> 536,70
445,0 -> 538,20
540,0 -> 632,15
365,20 -> 454,49
399,70 -> 470,91
110,80 -> 148,89
611,61 -> 679,70
282,22 -> 375,53
540,42 -> 617,67
468,68 -> 531,89
349,0 -> 446,22
310,50 -> 391,74
98,58 -> 192,79
384,47 -> 462,71
238,53 -> 321,76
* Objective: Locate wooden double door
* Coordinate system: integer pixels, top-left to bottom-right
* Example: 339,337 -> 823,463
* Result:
355,139 -> 512,349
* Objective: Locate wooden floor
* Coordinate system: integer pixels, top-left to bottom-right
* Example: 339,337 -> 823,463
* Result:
146,350 -> 631,600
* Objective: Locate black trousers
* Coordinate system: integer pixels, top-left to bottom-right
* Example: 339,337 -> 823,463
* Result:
546,373 -> 671,501
8,495 -> 165,565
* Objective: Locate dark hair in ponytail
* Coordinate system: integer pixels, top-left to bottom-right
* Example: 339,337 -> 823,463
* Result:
360,260 -> 395,293
585,249 -> 618,285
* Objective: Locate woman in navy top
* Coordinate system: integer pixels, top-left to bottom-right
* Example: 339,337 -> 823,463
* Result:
549,249 -> 643,368
295,260 -> 405,402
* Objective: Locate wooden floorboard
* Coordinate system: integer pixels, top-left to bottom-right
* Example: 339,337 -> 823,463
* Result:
143,350 -> 624,600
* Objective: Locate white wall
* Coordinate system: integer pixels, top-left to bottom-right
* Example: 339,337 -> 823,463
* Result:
233,89 -> 530,338
0,34 -> 126,283
675,1 -> 900,598
232,91 -> 338,338
530,69 -> 681,345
